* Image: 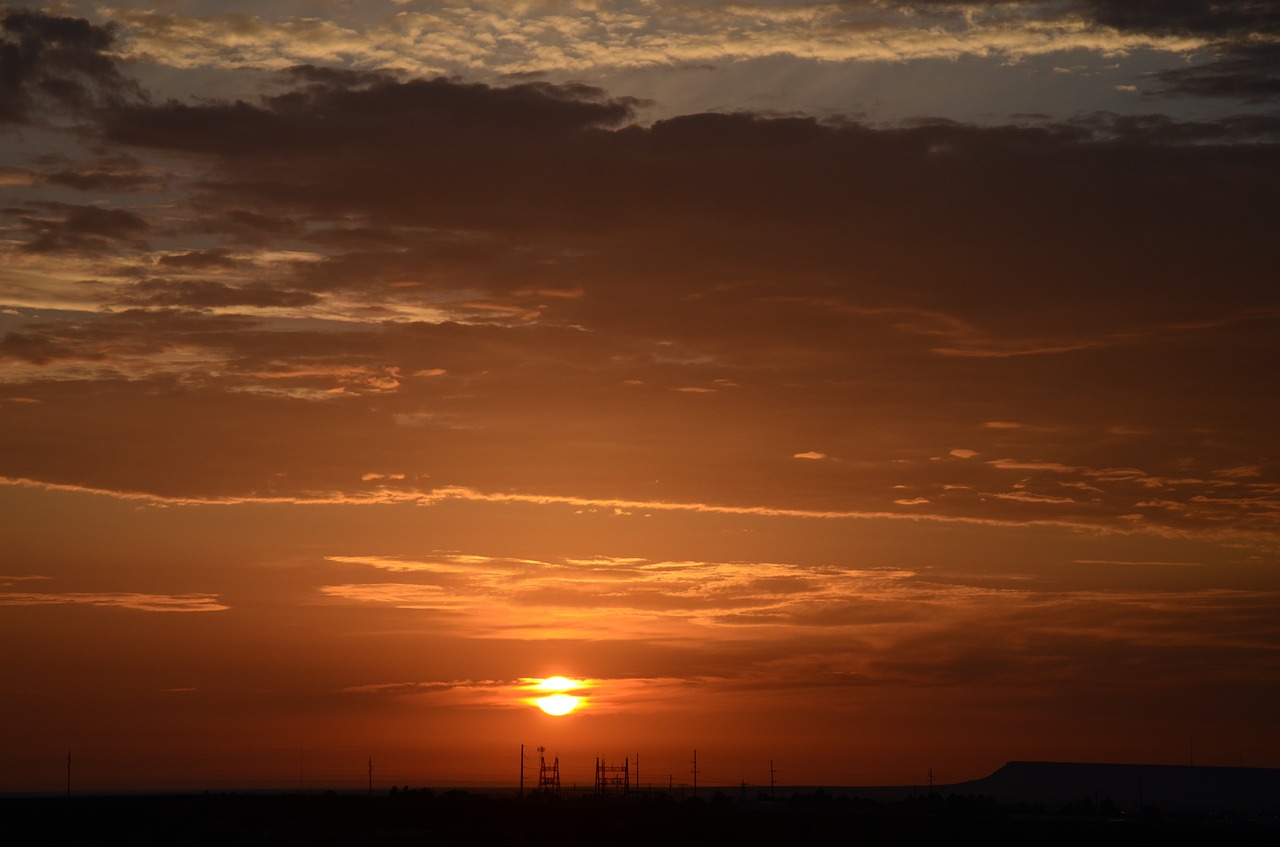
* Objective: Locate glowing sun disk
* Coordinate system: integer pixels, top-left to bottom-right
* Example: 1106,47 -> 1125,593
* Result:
537,694 -> 580,716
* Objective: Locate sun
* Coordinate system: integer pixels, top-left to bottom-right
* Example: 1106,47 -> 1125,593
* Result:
530,676 -> 586,716
537,694 -> 580,716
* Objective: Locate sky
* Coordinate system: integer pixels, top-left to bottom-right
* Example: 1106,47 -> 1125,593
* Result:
1,1 -> 1278,794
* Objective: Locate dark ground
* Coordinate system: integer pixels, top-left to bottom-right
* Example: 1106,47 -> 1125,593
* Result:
5,788 -> 1277,847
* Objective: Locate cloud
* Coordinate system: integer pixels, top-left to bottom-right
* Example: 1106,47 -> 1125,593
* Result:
11,202 -> 149,255
0,59 -> 1276,554
122,279 -> 320,310
991,491 -> 1078,505
337,674 -> 709,715
989,459 -> 1079,473
1072,559 -> 1201,567
1075,1 -> 1280,101
1154,40 -> 1280,101
35,153 -> 164,191
98,2 -> 1210,80
320,552 -> 932,640
1078,1 -> 1280,37
0,573 -> 51,587
0,591 -> 228,612
312,548 -> 1280,723
0,9 -> 142,124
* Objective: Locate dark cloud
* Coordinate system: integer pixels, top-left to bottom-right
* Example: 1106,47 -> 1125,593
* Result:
154,249 -> 239,270
96,78 -> 1280,317
1154,41 -> 1280,102
905,0 -> 1280,34
15,202 -> 148,253
104,75 -> 638,158
37,154 -> 160,192
283,63 -> 400,89
1076,1 -> 1280,101
192,210 -> 304,245
905,1 -> 1280,100
1078,1 -> 1280,36
0,331 -> 107,364
0,8 -> 140,125
43,168 -> 151,191
2,71 -> 1276,544
1069,110 -> 1280,142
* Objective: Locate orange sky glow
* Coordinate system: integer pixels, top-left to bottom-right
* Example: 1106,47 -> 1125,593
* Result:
2,1 -> 1278,794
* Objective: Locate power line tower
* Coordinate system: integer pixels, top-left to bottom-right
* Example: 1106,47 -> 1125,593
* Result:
537,746 -> 561,794
594,756 -> 630,797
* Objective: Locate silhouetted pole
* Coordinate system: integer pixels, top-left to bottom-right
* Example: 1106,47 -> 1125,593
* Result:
770,760 -> 775,799
66,751 -> 71,798
691,749 -> 698,798
519,744 -> 524,798
368,758 -> 373,797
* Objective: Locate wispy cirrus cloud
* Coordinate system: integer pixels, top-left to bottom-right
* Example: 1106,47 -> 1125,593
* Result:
0,573 -> 51,587
322,552 -> 925,639
0,590 -> 228,612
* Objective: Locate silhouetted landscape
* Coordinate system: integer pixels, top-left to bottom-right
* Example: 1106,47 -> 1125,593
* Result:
7,763 -> 1278,846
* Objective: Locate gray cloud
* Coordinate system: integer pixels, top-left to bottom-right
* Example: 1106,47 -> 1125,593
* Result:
0,8 -> 141,124
13,202 -> 148,253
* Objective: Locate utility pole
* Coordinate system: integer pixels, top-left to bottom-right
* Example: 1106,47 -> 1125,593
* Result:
368,758 -> 373,797
691,749 -> 698,798
66,751 -> 71,798
770,760 -> 776,800
519,744 -> 524,798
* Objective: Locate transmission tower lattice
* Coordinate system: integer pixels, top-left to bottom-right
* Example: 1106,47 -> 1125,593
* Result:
538,746 -> 561,793
594,756 -> 630,796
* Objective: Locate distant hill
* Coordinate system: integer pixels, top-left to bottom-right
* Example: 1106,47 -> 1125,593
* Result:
944,761 -> 1280,814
